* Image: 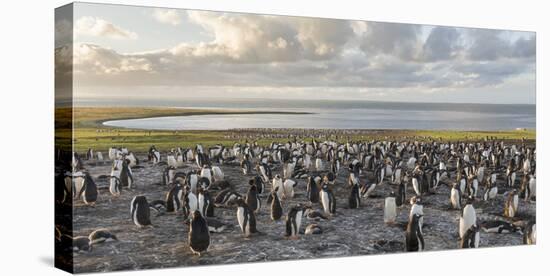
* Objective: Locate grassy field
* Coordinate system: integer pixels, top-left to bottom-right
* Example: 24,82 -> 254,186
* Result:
59,107 -> 536,153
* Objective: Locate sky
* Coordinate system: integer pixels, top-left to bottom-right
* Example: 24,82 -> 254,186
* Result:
56,2 -> 536,104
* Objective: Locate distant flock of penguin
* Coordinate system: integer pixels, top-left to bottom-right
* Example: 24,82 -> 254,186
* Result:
57,137 -> 536,256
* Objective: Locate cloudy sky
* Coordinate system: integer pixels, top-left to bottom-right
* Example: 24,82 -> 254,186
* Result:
59,3 -> 536,104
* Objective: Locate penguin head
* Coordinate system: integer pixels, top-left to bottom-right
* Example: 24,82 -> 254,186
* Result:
191,210 -> 202,220
248,179 -> 255,186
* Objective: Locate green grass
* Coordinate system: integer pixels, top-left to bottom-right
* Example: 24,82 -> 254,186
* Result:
64,107 -> 536,153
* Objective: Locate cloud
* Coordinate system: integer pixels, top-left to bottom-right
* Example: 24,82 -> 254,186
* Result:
421,26 -> 462,61
465,29 -> 535,61
359,22 -> 422,60
75,16 -> 138,39
152,9 -> 182,26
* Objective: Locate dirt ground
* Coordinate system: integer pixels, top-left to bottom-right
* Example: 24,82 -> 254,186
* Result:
72,153 -> 535,273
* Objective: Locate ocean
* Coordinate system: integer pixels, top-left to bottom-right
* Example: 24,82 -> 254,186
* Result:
80,98 -> 535,131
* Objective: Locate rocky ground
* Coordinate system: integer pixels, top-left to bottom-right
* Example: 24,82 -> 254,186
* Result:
72,153 -> 535,273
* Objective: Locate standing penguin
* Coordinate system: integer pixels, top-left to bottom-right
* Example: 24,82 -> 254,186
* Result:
253,175 -> 265,195
130,195 -> 152,227
450,182 -> 462,210
285,205 -> 305,240
320,184 -> 336,216
460,224 -> 480,248
395,181 -> 406,207
188,210 -> 210,256
523,221 -> 536,245
409,196 -> 424,233
348,183 -> 360,209
198,188 -> 214,217
162,166 -> 176,186
483,180 -> 498,201
306,176 -> 320,203
405,214 -> 425,252
182,186 -> 199,220
384,192 -> 397,225
272,175 -> 284,199
165,184 -> 182,213
267,187 -> 283,221
282,179 -> 298,199
235,198 -> 257,237
245,185 -> 261,213
119,159 -> 134,189
504,190 -> 519,218
80,172 -> 98,206
459,197 -> 476,239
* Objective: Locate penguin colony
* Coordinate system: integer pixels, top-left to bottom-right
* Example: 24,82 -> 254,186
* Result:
58,138 -> 536,271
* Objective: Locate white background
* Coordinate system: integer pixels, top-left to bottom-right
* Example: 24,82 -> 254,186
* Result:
0,0 -> 547,274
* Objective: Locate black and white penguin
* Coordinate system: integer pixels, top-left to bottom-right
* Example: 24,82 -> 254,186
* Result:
165,184 -> 182,212
348,183 -> 360,209
241,157 -> 252,175
214,188 -> 241,207
119,159 -> 134,189
212,166 -> 224,182
483,180 -> 498,201
504,190 -> 519,218
304,206 -> 329,220
285,205 -> 306,239
450,182 -> 462,210
73,236 -> 92,252
320,183 -> 336,216
253,175 -> 265,194
198,188 -> 214,217
384,191 -> 397,224
459,197 -> 476,239
245,185 -> 261,213
480,220 -> 520,233
162,166 -> 176,186
524,174 -> 536,201
405,214 -> 424,252
235,198 -> 257,237
395,181 -> 406,207
188,210 -> 210,256
182,186 -> 199,219
523,221 -> 536,245
149,199 -> 167,216
267,187 -> 283,221
197,177 -> 211,191
79,172 -> 98,206
88,229 -> 118,245
306,176 -> 320,203
187,171 -> 199,194
130,195 -> 152,227
409,196 -> 424,232
460,224 -> 480,248
282,179 -> 298,199
359,180 -> 376,198
305,224 -> 323,235
206,218 -> 228,233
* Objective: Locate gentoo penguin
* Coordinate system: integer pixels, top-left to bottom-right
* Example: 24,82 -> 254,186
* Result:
480,220 -> 520,233
320,183 -> 336,216
253,175 -> 265,195
396,181 -> 406,207
348,183 -> 360,209
182,186 -> 199,219
188,210 -> 210,256
272,175 -> 284,199
235,198 -> 258,237
306,176 -> 320,203
245,185 -> 261,213
409,196 -> 424,233
283,179 -> 298,199
384,192 -> 397,224
109,175 -> 121,197
524,174 -> 536,201
197,177 -> 211,191
88,229 -> 118,245
206,218 -> 227,233
73,236 -> 92,252
450,182 -> 462,210
460,224 -> 480,248
304,206 -> 329,220
405,214 -> 425,252
359,180 -> 376,198
130,195 -> 152,227
483,181 -> 498,201
162,166 -> 176,186
267,187 -> 283,221
523,221 -> 536,245
187,171 -> 199,194
459,197 -> 476,239
285,205 -> 305,239
149,199 -> 167,216
120,159 -> 134,189
80,172 -> 98,206
503,190 -> 519,218
315,157 -> 324,171
241,157 -> 252,175
214,189 -> 242,207
211,166 -> 224,182
305,224 -> 323,235
198,188 -> 214,217
200,165 -> 212,183
165,184 -> 182,212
